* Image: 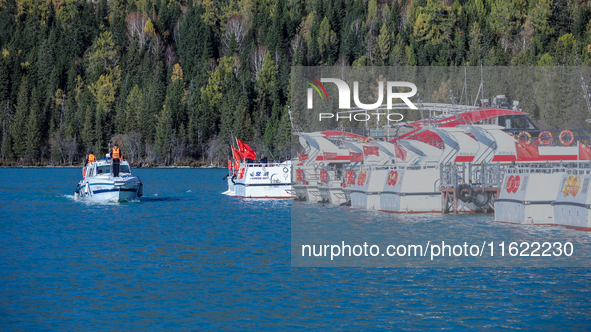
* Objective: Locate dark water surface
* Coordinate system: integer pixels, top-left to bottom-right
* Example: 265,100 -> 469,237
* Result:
1,168 -> 590,330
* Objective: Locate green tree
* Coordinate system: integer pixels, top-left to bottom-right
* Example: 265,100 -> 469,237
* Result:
25,86 -> 41,160
11,76 -> 28,158
125,85 -> 144,133
377,24 -> 391,65
317,17 -> 338,64
537,53 -> 555,66
156,103 -> 173,164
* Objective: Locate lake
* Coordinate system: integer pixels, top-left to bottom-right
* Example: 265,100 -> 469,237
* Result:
1,168 -> 590,330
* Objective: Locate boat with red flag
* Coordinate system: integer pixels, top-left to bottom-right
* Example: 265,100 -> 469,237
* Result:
223,139 -> 292,199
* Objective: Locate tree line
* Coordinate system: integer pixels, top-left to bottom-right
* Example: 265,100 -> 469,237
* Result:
0,0 -> 590,166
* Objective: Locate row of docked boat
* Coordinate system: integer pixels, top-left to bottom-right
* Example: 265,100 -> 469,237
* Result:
225,103 -> 591,231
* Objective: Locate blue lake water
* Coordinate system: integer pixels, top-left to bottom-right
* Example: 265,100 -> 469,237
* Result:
1,168 -> 591,330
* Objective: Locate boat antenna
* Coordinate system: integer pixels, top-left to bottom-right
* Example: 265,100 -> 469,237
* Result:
473,62 -> 484,107
581,75 -> 591,123
459,65 -> 469,106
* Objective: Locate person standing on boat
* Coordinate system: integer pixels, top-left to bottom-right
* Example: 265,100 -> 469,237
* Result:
260,154 -> 267,164
111,144 -> 123,177
85,152 -> 96,166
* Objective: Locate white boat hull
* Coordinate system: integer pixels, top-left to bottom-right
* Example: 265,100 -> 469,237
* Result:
76,181 -> 141,202
75,161 -> 143,203
378,168 -> 441,213
227,162 -> 293,199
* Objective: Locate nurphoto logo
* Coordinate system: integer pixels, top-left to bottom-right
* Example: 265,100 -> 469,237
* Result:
307,77 -> 417,122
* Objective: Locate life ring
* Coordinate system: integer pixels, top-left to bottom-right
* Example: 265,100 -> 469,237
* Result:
538,131 -> 553,146
570,176 -> 581,196
296,169 -> 303,183
506,175 -> 515,193
512,175 -> 520,193
563,176 -> 574,197
234,160 -> 240,170
348,171 -> 356,185
320,169 -> 328,183
283,167 -> 288,173
357,170 -> 367,186
83,168 -> 86,179
387,170 -> 398,186
228,160 -> 232,171
238,168 -> 245,179
559,130 -> 574,146
517,131 -> 532,144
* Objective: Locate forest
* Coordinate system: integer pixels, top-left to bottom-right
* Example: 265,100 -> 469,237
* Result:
1,0 -> 591,166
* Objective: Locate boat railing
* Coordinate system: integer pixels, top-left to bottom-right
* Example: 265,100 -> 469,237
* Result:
440,162 -> 505,189
504,161 -> 591,175
245,162 -> 289,168
505,129 -> 591,147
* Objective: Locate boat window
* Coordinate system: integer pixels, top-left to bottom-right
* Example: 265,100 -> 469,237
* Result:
505,118 -> 526,129
120,165 -> 130,173
97,165 -> 111,174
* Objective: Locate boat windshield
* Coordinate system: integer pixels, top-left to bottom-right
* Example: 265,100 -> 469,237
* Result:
97,166 -> 110,174
96,164 -> 130,174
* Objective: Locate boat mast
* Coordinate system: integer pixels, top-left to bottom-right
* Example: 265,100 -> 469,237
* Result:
473,63 -> 485,107
459,65 -> 469,106
581,76 -> 591,123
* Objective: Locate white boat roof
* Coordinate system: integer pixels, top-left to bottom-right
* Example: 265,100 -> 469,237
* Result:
430,127 -> 480,165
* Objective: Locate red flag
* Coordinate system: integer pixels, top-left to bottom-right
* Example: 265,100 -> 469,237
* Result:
580,142 -> 591,160
393,143 -> 407,161
236,138 -> 254,153
243,149 -> 256,160
232,146 -> 242,160
350,152 -> 364,162
298,153 -> 309,161
515,142 -> 539,160
363,145 -> 379,156
236,138 -> 256,160
323,152 -> 338,160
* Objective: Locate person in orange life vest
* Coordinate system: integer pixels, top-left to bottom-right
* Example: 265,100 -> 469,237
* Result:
111,144 -> 123,177
85,151 -> 96,166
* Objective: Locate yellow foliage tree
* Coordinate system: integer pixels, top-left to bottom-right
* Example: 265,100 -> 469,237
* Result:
171,63 -> 183,82
89,66 -> 121,113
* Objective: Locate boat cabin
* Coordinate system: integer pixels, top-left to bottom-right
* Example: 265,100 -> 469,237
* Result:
84,159 -> 132,179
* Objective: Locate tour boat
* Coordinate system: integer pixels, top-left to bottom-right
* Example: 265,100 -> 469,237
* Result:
293,131 -> 358,202
225,160 -> 292,199
74,158 -> 143,202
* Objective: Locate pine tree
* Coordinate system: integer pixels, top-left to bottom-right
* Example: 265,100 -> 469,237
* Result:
125,85 -> 143,133
11,76 -> 28,158
25,87 -> 41,160
81,105 -> 95,152
377,24 -> 391,65
1,100 -> 12,159
156,104 -> 173,164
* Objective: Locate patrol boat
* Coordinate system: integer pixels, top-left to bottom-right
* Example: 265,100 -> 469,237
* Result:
226,160 -> 292,199
74,158 -> 143,202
